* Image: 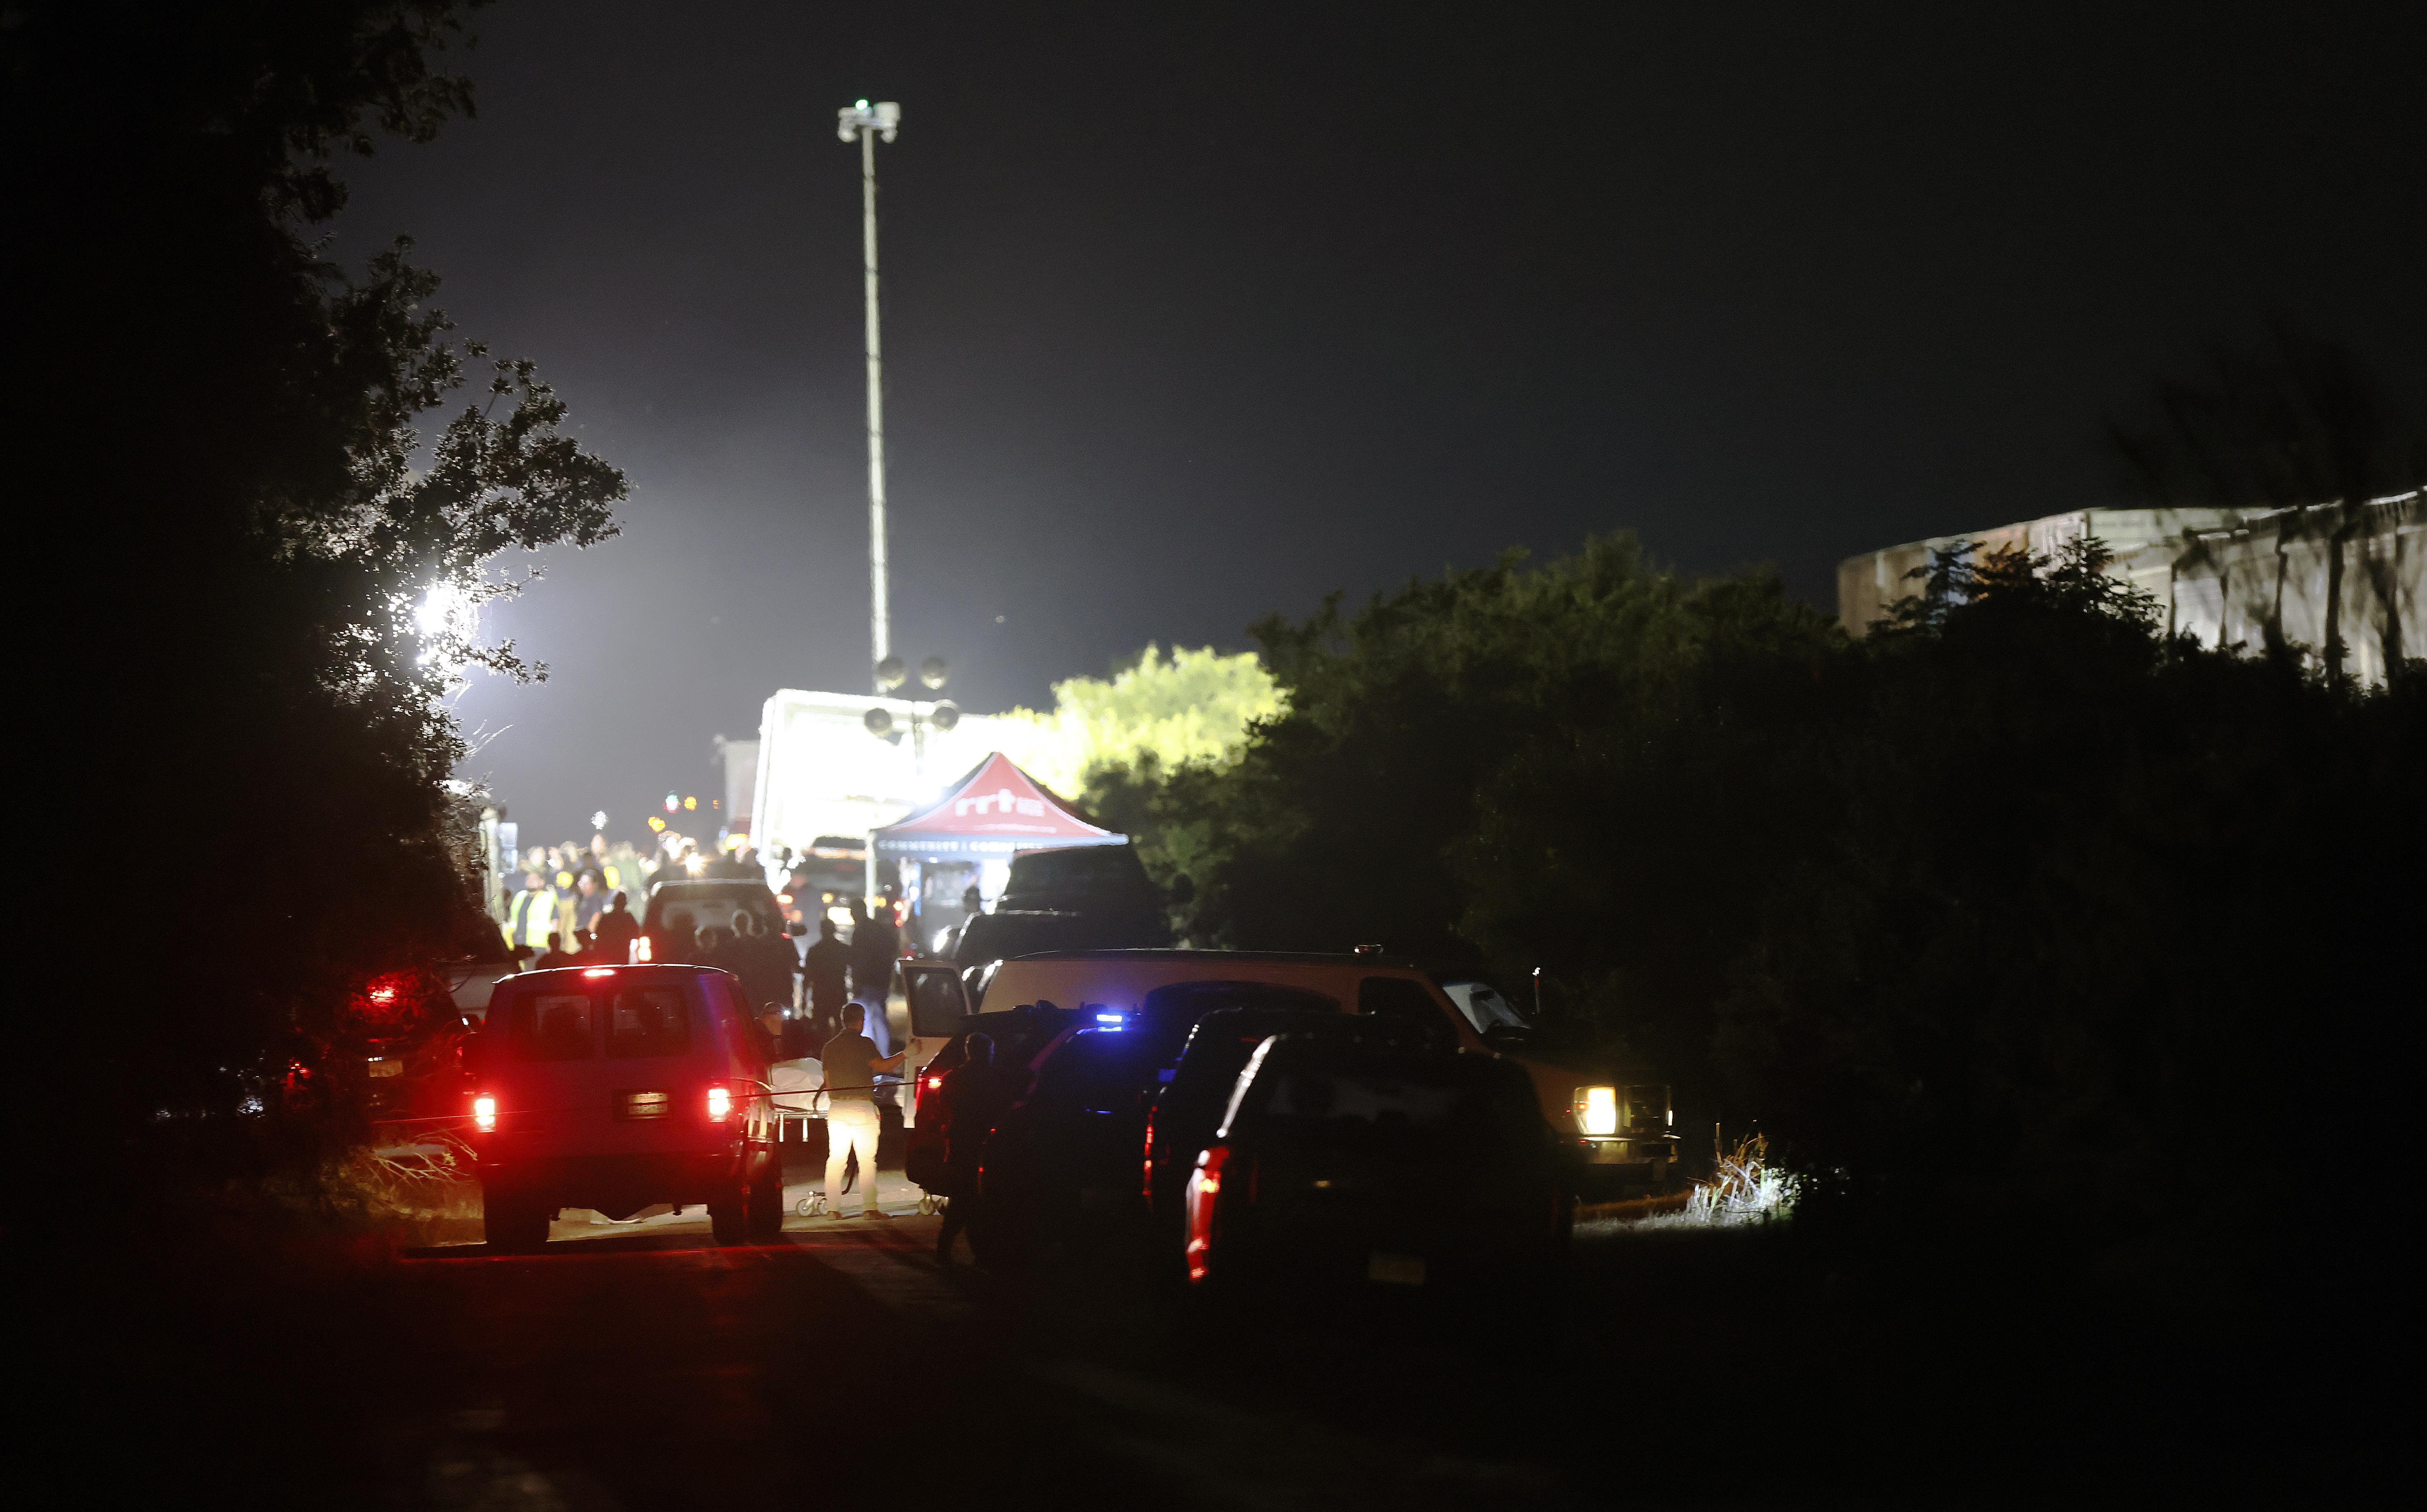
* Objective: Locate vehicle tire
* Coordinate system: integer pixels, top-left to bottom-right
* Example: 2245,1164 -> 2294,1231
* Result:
484,1189 -> 549,1253
746,1163 -> 784,1243
709,1186 -> 750,1246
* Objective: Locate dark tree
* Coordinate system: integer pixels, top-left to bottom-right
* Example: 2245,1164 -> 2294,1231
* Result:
12,2 -> 626,1216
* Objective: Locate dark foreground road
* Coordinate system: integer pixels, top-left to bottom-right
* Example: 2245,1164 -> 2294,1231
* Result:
55,1157 -> 2373,1510
379,1209 -> 1575,1511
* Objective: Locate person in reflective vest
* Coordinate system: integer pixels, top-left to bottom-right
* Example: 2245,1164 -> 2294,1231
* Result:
504,870 -> 553,956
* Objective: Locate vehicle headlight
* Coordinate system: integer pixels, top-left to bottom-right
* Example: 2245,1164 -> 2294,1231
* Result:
1576,1086 -> 1618,1137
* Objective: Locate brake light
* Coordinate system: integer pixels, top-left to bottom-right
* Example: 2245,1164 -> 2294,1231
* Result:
706,1085 -> 732,1121
583,967 -> 616,978
1184,1145 -> 1231,1283
473,1095 -> 497,1132
636,936 -> 654,962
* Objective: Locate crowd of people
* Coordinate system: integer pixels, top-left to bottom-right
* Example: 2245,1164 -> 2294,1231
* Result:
490,831 -> 918,1047
496,832 -> 661,964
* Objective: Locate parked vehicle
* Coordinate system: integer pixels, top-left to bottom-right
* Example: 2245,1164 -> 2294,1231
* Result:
996,843 -> 1161,913
946,841 -> 1173,969
963,1023 -> 1176,1267
1142,1000 -> 1358,1232
906,950 -> 1680,1198
1183,1031 -> 1570,1296
362,959 -> 512,1126
465,964 -> 781,1252
442,955 -> 522,1020
781,836 -> 870,933
639,879 -> 787,964
951,907 -> 1168,967
952,979 -> 1398,1268
899,998 -> 1078,1191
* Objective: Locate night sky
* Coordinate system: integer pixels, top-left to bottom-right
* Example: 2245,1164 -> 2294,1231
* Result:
333,0 -> 2426,845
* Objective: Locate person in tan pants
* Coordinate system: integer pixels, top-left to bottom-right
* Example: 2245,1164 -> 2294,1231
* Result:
820,1002 -> 903,1219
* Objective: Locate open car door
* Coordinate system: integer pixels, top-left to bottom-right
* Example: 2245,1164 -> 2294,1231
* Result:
897,960 -> 974,1129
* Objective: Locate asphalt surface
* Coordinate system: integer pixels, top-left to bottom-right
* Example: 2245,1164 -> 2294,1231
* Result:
309,1144 -> 2331,1510
383,1147 -> 1573,1511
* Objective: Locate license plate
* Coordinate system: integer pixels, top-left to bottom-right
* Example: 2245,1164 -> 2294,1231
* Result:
1367,1252 -> 1426,1286
617,1090 -> 671,1120
367,1059 -> 402,1079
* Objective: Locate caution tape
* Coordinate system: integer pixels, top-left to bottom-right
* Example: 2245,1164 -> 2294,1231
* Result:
367,1076 -> 905,1129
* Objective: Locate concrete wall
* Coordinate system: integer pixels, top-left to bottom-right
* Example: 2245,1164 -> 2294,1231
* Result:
1838,491 -> 2424,685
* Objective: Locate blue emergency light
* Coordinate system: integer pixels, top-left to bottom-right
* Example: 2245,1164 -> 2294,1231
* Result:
1094,1011 -> 1126,1030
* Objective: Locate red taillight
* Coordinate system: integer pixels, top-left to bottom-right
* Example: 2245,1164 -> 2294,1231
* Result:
1184,1145 -> 1231,1283
706,1084 -> 732,1121
473,1095 -> 497,1132
583,967 -> 616,978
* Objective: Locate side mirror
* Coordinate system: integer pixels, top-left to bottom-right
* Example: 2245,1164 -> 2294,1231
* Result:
1481,1023 -> 1531,1052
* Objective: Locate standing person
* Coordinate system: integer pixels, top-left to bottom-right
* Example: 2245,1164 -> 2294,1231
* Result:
504,870 -> 553,959
933,1033 -> 1010,1262
552,856 -> 581,942
820,1003 -> 904,1220
747,912 -> 801,1015
591,889 -> 639,964
947,881 -> 985,956
532,931 -> 577,971
801,918 -> 850,1040
726,910 -> 791,1013
842,900 -> 871,994
572,870 -> 608,935
853,897 -> 900,1004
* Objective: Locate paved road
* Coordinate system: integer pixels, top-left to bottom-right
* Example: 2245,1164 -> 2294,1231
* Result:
193,1146 -> 2272,1512
383,1148 -> 1579,1511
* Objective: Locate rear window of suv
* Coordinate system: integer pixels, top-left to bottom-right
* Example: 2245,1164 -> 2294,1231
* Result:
503,982 -> 698,1061
608,987 -> 692,1058
508,993 -> 595,1062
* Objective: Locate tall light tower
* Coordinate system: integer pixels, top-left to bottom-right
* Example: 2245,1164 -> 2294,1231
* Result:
837,98 -> 901,694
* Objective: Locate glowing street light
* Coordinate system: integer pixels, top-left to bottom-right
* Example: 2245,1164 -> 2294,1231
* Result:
838,98 -> 902,695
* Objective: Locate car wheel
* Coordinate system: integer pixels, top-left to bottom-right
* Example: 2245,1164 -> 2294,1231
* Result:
709,1186 -> 750,1246
746,1164 -> 784,1243
484,1189 -> 549,1253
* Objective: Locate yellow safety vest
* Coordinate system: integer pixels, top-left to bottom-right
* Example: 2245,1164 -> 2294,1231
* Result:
505,888 -> 553,947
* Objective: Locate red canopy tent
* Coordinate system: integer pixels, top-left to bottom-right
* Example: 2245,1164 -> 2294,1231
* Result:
870,752 -> 1123,861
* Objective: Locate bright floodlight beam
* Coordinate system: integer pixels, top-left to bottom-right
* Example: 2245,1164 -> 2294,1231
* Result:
837,99 -> 902,695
